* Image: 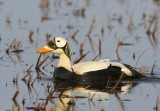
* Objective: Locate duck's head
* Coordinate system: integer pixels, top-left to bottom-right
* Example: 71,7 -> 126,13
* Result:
37,36 -> 71,60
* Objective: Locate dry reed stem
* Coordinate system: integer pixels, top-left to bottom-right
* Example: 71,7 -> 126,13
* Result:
92,55 -> 98,61
151,60 -> 156,75
112,73 -> 125,91
22,64 -> 33,80
116,38 -> 133,51
101,22 -> 104,37
35,53 -> 42,69
27,64 -> 33,73
90,92 -> 96,101
80,43 -> 84,51
6,39 -> 16,54
138,66 -> 151,74
74,51 -> 90,64
79,43 -> 84,57
29,30 -> 34,43
146,13 -> 156,35
156,90 -> 160,111
127,17 -> 133,34
12,91 -> 19,100
22,96 -> 25,106
40,0 -> 49,8
116,50 -> 121,62
135,49 -> 147,67
71,30 -> 79,39
46,33 -> 51,43
133,52 -> 135,60
12,98 -> 20,111
88,36 -> 94,51
87,16 -> 96,36
12,73 -> 19,86
37,56 -> 49,68
6,15 -> 12,25
152,21 -> 158,46
146,12 -> 159,47
106,77 -> 111,91
114,92 -> 125,111
67,97 -> 76,106
99,39 -> 102,57
42,61 -> 52,69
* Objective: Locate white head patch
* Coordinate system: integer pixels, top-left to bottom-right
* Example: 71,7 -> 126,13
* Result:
54,36 -> 67,48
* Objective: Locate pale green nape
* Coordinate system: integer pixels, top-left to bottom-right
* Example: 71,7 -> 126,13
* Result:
64,42 -> 71,60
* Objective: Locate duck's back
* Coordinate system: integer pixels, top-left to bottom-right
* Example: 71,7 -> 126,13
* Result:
72,59 -> 111,75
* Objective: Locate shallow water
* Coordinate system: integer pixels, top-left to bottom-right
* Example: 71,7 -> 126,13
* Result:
0,0 -> 160,111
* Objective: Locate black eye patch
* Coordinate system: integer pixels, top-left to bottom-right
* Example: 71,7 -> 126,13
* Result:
57,40 -> 60,42
48,41 -> 54,46
48,41 -> 57,50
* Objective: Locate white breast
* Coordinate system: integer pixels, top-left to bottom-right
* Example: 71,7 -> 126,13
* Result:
72,59 -> 110,75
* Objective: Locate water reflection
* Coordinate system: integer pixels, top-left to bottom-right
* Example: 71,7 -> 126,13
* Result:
46,80 -> 139,111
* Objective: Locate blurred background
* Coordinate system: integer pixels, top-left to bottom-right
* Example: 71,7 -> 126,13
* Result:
0,0 -> 160,111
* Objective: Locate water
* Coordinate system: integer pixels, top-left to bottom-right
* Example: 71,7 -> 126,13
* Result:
0,0 -> 160,110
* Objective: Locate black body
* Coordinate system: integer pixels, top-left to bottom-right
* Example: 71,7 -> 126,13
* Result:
54,64 -> 144,83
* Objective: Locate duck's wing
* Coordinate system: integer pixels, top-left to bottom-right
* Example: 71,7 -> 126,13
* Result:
110,62 -> 133,76
72,59 -> 111,75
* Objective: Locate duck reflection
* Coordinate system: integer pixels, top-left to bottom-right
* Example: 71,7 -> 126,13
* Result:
45,80 -> 138,111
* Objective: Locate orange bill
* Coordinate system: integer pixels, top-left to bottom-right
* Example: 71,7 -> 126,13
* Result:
37,47 -> 53,53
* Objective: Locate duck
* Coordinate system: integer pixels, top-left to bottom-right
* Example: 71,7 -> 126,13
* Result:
37,36 -> 144,83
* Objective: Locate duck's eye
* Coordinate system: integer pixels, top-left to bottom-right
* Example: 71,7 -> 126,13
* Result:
57,40 -> 60,42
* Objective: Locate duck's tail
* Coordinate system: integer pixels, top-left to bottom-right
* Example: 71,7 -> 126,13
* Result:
124,64 -> 145,78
